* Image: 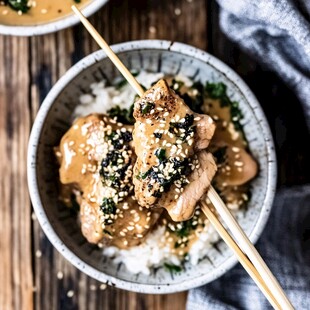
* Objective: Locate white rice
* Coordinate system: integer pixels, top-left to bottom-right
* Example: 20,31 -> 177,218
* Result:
75,71 -> 238,275
74,71 -> 165,118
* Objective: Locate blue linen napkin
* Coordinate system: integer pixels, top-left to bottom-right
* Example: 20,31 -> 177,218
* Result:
187,1 -> 310,308
216,0 -> 310,130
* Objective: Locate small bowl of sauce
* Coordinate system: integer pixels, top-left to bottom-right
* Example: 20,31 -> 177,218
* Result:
0,0 -> 108,36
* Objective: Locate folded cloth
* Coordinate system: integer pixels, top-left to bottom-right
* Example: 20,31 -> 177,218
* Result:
215,0 -> 310,130
187,1 -> 310,308
187,185 -> 310,309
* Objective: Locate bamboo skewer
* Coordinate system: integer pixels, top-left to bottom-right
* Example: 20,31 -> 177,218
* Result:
207,187 -> 293,309
72,6 -> 293,310
200,202 -> 281,310
72,6 -> 144,98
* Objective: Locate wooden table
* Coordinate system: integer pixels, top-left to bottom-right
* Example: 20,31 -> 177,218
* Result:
1,1 -> 309,309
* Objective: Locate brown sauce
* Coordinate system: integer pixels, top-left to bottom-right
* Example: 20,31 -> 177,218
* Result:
0,1 -> 90,26
56,78 -> 258,257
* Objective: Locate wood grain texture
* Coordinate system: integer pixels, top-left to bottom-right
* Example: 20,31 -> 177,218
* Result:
0,36 -> 33,310
1,0 -> 309,310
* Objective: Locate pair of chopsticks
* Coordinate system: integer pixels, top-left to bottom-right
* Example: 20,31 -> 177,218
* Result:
72,6 -> 293,310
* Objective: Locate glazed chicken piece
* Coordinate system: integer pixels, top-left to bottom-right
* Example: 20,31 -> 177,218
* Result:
57,114 -> 161,247
132,79 -> 217,221
158,151 -> 217,221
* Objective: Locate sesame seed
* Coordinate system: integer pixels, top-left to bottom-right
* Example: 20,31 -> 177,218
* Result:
174,7 -> 181,15
31,212 -> 37,221
67,290 -> 74,298
57,271 -> 64,279
149,26 -> 157,34
234,161 -> 244,167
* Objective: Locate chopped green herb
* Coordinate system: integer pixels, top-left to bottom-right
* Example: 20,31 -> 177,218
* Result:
169,113 -> 195,141
169,114 -> 194,131
100,198 -> 116,225
155,148 -> 166,161
205,82 -> 230,107
140,101 -> 155,115
100,198 -> 116,215
171,80 -> 204,113
230,101 -> 244,131
103,229 -> 112,236
107,104 -> 135,125
5,0 -> 30,13
205,81 -> 245,135
136,169 -> 151,180
175,219 -> 198,238
100,147 -> 132,189
115,71 -> 139,89
154,132 -> 162,139
145,157 -> 191,198
164,263 -> 182,273
213,146 -> 227,165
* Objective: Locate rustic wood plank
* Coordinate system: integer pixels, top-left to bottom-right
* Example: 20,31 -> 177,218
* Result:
28,1 -> 206,309
0,35 -> 33,310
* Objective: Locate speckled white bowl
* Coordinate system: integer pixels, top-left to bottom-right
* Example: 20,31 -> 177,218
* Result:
0,0 -> 108,36
27,40 -> 277,293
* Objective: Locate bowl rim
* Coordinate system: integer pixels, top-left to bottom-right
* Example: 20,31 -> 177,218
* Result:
27,39 -> 277,294
0,0 -> 108,36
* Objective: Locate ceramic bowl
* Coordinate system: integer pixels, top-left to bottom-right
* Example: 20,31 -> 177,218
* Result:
0,0 -> 108,36
27,40 -> 277,293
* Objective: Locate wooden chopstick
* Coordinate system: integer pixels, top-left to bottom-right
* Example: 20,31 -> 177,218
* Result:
72,6 -> 293,309
71,6 -> 144,98
207,187 -> 293,309
200,201 -> 281,310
